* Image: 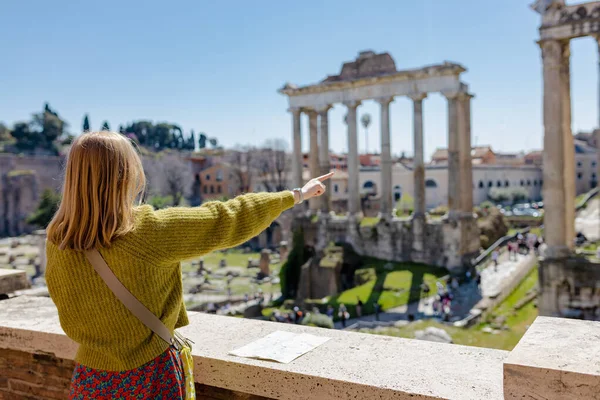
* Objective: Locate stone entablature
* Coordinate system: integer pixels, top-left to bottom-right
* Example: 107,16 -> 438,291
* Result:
279,60 -> 465,109
535,0 -> 600,40
2,296 -> 600,399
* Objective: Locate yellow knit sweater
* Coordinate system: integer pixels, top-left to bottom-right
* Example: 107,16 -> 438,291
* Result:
46,191 -> 295,371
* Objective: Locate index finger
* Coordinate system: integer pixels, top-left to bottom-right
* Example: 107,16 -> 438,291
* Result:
316,171 -> 335,182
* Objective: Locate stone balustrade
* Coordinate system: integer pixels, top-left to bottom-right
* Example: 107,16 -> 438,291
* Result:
0,296 -> 598,399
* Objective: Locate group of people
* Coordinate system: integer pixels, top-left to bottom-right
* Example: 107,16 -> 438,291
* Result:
270,306 -> 306,324
329,300 -> 382,327
490,231 -> 543,272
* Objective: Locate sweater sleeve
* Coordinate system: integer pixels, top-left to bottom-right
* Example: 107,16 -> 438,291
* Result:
144,191 -> 295,262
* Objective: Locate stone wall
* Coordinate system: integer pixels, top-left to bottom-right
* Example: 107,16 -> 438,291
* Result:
309,215 -> 480,271
0,154 -> 63,238
539,256 -> 600,320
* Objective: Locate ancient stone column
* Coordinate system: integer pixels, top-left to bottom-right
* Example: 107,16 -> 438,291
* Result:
308,109 -> 320,211
409,93 -> 427,254
597,129 -> 600,186
443,91 -> 460,220
409,93 -> 427,219
344,100 -> 361,215
597,36 -> 600,129
317,105 -> 332,213
377,97 -> 394,217
561,44 -> 575,251
540,39 -> 571,258
458,92 -> 474,217
289,108 -> 303,189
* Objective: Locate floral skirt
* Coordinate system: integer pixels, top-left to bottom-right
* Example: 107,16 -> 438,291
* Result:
69,346 -> 185,400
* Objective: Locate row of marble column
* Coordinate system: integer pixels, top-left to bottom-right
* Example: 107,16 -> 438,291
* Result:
289,91 -> 474,220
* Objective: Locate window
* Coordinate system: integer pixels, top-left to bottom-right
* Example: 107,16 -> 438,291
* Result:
540,179 -> 543,186
425,179 -> 437,188
520,180 -> 524,186
210,185 -> 215,193
478,181 -> 484,188
577,172 -> 583,180
497,180 -> 502,187
203,186 -> 207,194
533,180 -> 538,186
593,161 -> 597,168
593,173 -> 597,179
504,180 -> 509,187
488,181 -> 493,188
577,161 -> 583,168
334,184 -> 339,193
205,174 -> 211,181
217,185 -> 222,193
216,169 -> 223,182
526,180 -> 531,186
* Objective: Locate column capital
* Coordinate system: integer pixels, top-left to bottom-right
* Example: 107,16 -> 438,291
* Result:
315,104 -> 332,114
441,90 -> 460,100
375,96 -> 394,106
457,92 -> 474,101
408,92 -> 427,102
342,100 -> 361,109
304,107 -> 318,117
287,107 -> 302,116
538,39 -> 568,67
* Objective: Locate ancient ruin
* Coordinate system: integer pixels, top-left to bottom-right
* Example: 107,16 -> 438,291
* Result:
280,51 -> 480,271
532,0 -> 600,319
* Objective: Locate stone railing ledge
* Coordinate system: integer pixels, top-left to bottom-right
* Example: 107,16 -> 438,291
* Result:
4,296 -> 600,399
0,296 -> 508,400
504,316 -> 600,400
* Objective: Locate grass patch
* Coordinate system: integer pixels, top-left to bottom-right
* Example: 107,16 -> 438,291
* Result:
327,259 -> 446,318
361,266 -> 540,350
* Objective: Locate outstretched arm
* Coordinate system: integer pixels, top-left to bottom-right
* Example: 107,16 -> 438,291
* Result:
146,172 -> 334,262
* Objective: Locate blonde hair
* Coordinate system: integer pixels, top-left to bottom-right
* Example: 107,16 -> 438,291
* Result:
47,131 -> 146,250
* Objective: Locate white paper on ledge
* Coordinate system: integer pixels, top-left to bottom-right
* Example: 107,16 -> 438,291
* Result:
228,330 -> 331,364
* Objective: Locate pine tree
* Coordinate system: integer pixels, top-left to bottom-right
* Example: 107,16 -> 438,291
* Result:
83,114 -> 90,132
101,121 -> 110,131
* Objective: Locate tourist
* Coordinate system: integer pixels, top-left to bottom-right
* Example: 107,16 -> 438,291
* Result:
491,249 -> 499,271
374,302 -> 381,321
356,298 -> 363,318
338,304 -> 348,327
44,131 -> 333,399
326,305 -> 335,319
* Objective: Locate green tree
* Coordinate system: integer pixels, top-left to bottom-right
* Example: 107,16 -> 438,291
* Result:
279,228 -> 307,299
26,189 -> 61,228
83,114 -> 91,132
11,122 -> 39,151
101,121 -> 110,131
31,103 -> 67,152
0,123 -> 11,141
198,133 -> 207,149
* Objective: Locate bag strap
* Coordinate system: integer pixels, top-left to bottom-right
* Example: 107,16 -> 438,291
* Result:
84,249 -> 174,347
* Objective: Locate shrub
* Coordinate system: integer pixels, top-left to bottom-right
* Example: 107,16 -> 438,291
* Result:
279,227 -> 308,299
26,189 -> 60,228
480,200 -> 494,210
478,207 -> 508,249
429,205 -> 448,216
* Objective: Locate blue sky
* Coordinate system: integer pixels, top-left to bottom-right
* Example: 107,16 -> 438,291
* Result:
1,0 -> 599,158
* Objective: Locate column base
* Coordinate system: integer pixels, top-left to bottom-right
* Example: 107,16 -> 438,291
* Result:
543,245 -> 572,260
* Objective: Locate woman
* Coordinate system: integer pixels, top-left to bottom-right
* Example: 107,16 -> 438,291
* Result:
45,131 -> 331,399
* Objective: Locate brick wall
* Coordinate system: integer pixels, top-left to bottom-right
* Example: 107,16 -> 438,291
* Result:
0,348 -> 274,400
0,348 -> 72,399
